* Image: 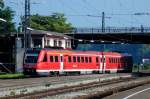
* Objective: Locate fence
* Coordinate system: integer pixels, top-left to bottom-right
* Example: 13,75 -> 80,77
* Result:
71,27 -> 150,33
0,63 -> 15,73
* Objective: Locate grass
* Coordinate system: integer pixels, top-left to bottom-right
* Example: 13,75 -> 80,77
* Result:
0,73 -> 24,79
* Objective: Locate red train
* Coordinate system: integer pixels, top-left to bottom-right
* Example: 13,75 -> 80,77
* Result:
23,48 -> 133,75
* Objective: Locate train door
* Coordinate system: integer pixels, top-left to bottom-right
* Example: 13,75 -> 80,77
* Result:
100,54 -> 106,73
100,55 -> 103,73
103,55 -> 106,73
102,55 -> 106,73
60,54 -> 64,71
47,53 -> 61,71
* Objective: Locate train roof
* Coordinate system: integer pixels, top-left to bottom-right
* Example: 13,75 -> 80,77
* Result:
43,49 -> 101,55
26,48 -> 132,57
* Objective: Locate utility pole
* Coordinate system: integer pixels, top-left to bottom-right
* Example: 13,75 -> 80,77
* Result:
102,12 -> 105,32
24,0 -> 31,48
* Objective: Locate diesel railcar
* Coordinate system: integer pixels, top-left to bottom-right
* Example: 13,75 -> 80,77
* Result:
23,49 -> 133,75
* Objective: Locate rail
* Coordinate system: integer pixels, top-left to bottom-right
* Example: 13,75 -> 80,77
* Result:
70,27 -> 150,34
0,77 -> 134,99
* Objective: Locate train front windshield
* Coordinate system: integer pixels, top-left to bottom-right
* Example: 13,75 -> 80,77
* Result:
25,56 -> 38,63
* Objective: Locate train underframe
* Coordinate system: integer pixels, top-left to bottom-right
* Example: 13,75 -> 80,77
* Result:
23,67 -> 132,76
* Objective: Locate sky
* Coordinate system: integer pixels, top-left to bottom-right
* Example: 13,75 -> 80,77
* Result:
4,0 -> 150,28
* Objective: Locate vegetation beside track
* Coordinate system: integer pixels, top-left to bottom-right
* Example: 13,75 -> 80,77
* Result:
0,73 -> 24,79
132,64 -> 150,72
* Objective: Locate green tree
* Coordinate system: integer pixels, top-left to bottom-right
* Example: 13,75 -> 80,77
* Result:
30,13 -> 73,33
0,0 -> 16,34
141,44 -> 150,57
0,0 -> 4,8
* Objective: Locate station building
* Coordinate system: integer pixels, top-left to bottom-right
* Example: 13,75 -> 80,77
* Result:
16,30 -> 72,49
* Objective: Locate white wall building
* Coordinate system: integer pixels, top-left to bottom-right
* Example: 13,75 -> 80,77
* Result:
17,30 -> 72,49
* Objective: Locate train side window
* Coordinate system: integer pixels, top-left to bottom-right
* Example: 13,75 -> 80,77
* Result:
89,57 -> 92,63
117,58 -> 119,63
81,57 -> 84,63
55,56 -> 58,62
77,56 -> 80,62
43,54 -> 47,62
96,57 -> 99,63
85,57 -> 88,63
50,56 -> 53,62
100,58 -> 103,62
60,56 -> 63,62
103,58 -> 106,63
73,56 -> 76,62
109,58 -> 111,63
68,56 -> 71,62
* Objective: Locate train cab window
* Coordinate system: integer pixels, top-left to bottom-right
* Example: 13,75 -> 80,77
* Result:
68,56 -> 71,62
96,57 -> 99,63
73,56 -> 76,62
55,56 -> 58,62
89,57 -> 92,63
77,56 -> 80,62
50,56 -> 54,62
85,57 -> 88,63
81,57 -> 84,63
43,54 -> 47,62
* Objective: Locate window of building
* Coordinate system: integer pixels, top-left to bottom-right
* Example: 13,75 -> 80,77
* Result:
47,40 -> 50,46
68,41 -> 71,48
65,41 -> 67,48
58,40 -> 62,47
54,40 -> 57,47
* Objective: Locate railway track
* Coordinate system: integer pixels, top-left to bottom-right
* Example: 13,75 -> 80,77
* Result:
0,74 -> 126,91
0,77 -> 138,99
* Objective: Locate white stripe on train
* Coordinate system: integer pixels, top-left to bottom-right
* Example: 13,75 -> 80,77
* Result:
36,69 -> 124,72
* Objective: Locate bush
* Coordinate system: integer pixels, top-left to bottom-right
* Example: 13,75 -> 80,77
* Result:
0,73 -> 24,79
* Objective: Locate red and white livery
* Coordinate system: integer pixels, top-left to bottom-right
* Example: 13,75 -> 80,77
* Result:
23,49 -> 133,75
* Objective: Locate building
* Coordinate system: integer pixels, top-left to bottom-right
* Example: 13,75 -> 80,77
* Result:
16,30 -> 73,49
14,30 -> 73,72
142,57 -> 150,64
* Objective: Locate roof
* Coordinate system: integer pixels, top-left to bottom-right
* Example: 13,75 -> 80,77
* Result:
14,30 -> 73,39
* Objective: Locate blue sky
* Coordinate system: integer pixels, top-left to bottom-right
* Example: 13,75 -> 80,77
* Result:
4,0 -> 150,28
